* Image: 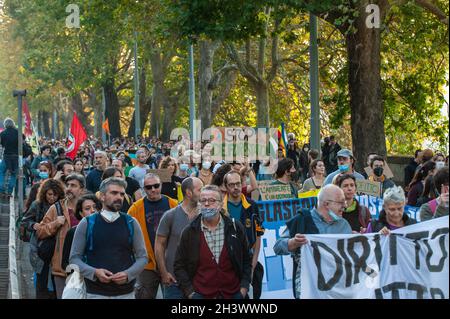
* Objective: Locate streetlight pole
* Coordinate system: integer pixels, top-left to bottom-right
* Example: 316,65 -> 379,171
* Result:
12,89 -> 26,214
134,31 -> 141,139
188,43 -> 196,142
309,14 -> 321,153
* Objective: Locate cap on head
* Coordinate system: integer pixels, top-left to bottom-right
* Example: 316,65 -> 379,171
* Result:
337,149 -> 353,159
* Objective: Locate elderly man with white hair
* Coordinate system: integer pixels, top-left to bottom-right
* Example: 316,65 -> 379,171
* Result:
86,150 -> 110,193
366,185 -> 417,235
274,184 -> 352,298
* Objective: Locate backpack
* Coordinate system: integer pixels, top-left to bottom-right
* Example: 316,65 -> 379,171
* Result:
37,201 -> 63,263
83,212 -> 135,263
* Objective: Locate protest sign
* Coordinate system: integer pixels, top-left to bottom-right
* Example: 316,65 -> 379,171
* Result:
300,216 -> 449,299
356,179 -> 381,197
147,169 -> 172,183
259,184 -> 293,201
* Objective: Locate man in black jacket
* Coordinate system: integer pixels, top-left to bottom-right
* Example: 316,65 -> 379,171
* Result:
174,184 -> 251,299
223,171 -> 264,299
0,118 -> 19,195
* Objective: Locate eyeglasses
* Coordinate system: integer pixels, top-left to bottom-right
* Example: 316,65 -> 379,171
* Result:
327,200 -> 347,206
144,183 -> 160,190
227,182 -> 242,188
199,198 -> 221,204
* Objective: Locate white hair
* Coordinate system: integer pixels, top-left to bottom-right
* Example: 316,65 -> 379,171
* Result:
3,118 -> 15,129
383,186 -> 405,205
94,150 -> 107,158
317,184 -> 342,206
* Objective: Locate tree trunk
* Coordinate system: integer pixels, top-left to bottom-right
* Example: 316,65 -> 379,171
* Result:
149,50 -> 166,138
254,81 -> 270,127
42,111 -> 51,137
198,40 -> 217,133
103,80 -> 121,138
346,3 -> 387,171
86,89 -> 102,138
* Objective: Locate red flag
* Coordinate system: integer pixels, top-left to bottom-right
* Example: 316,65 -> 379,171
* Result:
66,113 -> 87,160
23,99 -> 33,137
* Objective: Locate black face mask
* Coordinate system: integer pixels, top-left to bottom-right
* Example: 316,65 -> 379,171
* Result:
373,167 -> 384,177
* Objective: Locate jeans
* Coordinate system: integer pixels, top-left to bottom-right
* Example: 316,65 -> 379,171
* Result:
192,291 -> 244,299
0,155 -> 18,194
135,269 -> 161,299
163,283 -> 184,299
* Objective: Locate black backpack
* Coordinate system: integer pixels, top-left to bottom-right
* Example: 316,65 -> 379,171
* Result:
37,202 -> 63,263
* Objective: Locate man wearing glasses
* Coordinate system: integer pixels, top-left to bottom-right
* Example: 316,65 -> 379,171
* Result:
274,184 -> 352,299
127,173 -> 178,299
174,185 -> 252,299
222,171 -> 264,299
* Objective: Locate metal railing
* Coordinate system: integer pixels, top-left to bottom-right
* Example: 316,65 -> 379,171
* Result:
8,193 -> 19,299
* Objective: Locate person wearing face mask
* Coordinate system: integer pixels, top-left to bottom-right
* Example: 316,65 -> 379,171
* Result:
368,156 -> 396,195
177,162 -> 190,181
174,185 -> 252,299
127,173 -> 178,299
274,184 -> 352,298
324,149 -> 365,186
271,158 -> 299,198
37,174 -> 86,298
420,167 -> 449,221
298,143 -> 310,183
69,178 -> 148,299
194,159 -> 213,186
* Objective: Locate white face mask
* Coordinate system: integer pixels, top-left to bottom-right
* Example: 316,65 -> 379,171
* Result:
101,210 -> 120,222
436,161 -> 445,170
202,162 -> 212,170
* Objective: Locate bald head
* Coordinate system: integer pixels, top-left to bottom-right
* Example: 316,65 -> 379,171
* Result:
317,184 -> 347,217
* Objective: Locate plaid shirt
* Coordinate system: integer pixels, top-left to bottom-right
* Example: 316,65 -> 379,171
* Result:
201,215 -> 225,264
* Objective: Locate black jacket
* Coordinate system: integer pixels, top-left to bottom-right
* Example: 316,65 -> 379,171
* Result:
370,209 -> 417,232
174,213 -> 252,298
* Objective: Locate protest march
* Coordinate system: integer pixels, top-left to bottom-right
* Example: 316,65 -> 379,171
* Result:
0,0 -> 448,304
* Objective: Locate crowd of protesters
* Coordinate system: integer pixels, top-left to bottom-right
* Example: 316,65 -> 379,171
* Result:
0,117 -> 448,299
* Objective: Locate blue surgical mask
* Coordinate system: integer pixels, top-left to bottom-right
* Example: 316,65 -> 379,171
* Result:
201,207 -> 219,220
328,210 -> 340,221
338,164 -> 350,173
180,164 -> 189,171
39,172 -> 49,179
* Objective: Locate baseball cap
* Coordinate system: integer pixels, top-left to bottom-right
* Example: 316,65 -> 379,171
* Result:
337,149 -> 353,158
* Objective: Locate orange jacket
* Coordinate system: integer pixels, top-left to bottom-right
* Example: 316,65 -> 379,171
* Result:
127,195 -> 178,271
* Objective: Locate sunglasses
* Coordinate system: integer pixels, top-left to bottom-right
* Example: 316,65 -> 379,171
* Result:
144,183 -> 160,190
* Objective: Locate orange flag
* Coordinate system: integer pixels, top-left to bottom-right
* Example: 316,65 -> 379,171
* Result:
102,118 -> 110,135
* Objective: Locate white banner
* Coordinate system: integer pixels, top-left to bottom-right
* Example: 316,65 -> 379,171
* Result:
300,216 -> 449,299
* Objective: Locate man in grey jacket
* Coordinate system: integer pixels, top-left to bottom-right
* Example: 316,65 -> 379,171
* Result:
69,177 -> 148,299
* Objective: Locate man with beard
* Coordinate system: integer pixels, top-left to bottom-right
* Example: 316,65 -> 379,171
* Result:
223,171 -> 264,299
86,151 -> 109,193
155,177 -> 203,299
174,185 -> 251,299
37,173 -> 86,298
70,177 -> 148,299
